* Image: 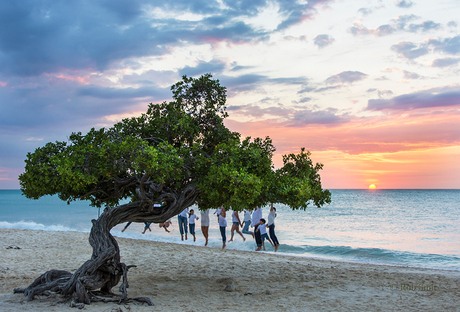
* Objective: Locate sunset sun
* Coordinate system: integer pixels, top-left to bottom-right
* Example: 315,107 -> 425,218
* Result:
369,184 -> 376,189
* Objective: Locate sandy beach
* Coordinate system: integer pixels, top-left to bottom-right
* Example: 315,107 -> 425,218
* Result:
1,228 -> 459,311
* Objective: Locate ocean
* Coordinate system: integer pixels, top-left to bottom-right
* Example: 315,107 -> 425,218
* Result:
1,189 -> 459,271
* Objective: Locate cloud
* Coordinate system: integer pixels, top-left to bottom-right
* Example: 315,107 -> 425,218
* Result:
350,22 -> 394,37
431,57 -> 460,67
275,0 -> 334,31
0,0 -> 332,78
314,34 -> 335,48
226,110 -> 460,157
325,71 -> 368,85
358,8 -> 373,16
299,97 -> 312,103
218,73 -> 308,93
350,15 -> 441,38
230,65 -> 256,71
395,0 -> 414,8
227,104 -> 350,126
314,85 -> 343,93
298,85 -> 316,94
375,75 -> 390,81
447,21 -> 458,28
391,14 -> 419,30
366,86 -> 460,111
402,70 -> 421,79
77,85 -> 170,100
427,35 -> 460,55
408,21 -> 441,32
179,59 -> 226,77
391,41 -> 429,59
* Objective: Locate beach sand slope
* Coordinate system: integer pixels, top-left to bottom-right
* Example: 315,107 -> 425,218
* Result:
1,229 -> 459,311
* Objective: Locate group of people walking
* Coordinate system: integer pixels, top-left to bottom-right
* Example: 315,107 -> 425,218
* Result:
120,204 -> 281,252
176,204 -> 281,252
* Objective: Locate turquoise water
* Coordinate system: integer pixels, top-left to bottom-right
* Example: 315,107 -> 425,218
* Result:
1,189 -> 459,270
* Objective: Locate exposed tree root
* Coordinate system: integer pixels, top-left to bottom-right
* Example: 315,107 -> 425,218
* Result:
13,185 -> 197,307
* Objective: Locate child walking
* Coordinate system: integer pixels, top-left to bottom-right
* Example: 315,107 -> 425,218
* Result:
188,209 -> 199,242
255,218 -> 274,251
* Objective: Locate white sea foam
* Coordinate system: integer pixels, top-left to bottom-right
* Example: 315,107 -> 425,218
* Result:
0,221 -> 83,232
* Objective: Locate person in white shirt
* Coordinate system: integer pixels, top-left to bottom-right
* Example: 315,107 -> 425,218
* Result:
188,209 -> 199,242
251,206 -> 263,250
200,209 -> 211,246
178,207 -> 189,241
242,209 -> 254,238
228,211 -> 245,242
268,203 -> 280,252
218,207 -> 227,249
255,218 -> 274,251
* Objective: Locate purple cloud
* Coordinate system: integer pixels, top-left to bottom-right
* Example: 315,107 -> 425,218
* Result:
325,71 -> 368,85
0,0 -> 332,78
408,21 -> 441,33
350,23 -> 395,37
396,0 -> 414,8
314,34 -> 335,48
427,35 -> 460,55
402,70 -> 421,79
366,87 -> 460,111
227,104 -> 350,126
391,42 -> 429,59
431,58 -> 460,67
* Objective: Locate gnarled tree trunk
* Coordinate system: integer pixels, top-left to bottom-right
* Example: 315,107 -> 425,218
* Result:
14,184 -> 198,306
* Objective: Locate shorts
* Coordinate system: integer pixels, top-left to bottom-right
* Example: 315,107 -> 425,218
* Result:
261,233 -> 270,242
233,222 -> 239,226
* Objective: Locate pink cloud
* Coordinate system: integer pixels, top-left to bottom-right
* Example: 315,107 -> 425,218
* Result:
0,81 -> 7,87
53,74 -> 90,85
225,110 -> 460,188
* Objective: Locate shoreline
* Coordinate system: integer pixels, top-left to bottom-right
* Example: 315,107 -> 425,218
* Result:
3,222 -> 459,273
1,228 -> 460,311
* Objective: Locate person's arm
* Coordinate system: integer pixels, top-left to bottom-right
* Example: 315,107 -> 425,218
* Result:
270,203 -> 274,211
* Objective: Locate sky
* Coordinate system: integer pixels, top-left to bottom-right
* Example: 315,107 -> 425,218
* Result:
0,0 -> 459,190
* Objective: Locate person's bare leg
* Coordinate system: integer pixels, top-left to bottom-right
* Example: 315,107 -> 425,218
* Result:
228,225 -> 236,242
262,241 -> 266,251
275,244 -> 280,252
268,238 -> 274,247
193,234 -> 196,242
222,242 -> 226,249
185,233 -> 187,240
236,228 -> 245,242
181,234 -> 184,241
202,226 -> 209,246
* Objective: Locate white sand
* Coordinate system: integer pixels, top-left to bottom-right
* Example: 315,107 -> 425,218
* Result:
1,228 -> 459,311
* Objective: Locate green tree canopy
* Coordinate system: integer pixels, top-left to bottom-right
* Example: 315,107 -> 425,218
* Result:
19,74 -> 331,215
